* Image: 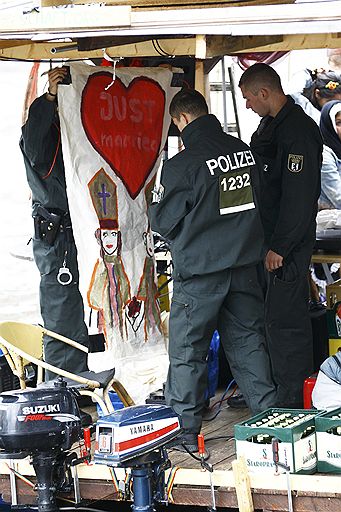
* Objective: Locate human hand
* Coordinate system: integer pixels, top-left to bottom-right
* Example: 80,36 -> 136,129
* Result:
47,67 -> 68,96
265,250 -> 283,272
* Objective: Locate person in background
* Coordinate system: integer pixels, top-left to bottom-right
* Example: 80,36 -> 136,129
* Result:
312,350 -> 341,411
290,71 -> 341,293
290,69 -> 341,125
319,100 -> 341,210
20,67 -> 89,379
239,63 -> 323,409
149,88 -> 277,453
328,49 -> 341,74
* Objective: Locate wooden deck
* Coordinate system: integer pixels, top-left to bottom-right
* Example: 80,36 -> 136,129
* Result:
1,398 -> 341,512
169,402 -> 250,470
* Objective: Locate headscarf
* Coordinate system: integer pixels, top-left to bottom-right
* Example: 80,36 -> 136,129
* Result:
320,99 -> 341,160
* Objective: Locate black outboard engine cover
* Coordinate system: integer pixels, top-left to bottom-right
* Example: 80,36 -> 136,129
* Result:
0,384 -> 81,455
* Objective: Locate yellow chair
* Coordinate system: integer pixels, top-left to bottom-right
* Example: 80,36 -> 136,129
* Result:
0,321 -> 134,414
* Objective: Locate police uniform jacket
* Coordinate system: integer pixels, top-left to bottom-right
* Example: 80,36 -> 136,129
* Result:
250,95 -> 323,259
20,94 -> 68,216
149,114 -> 264,279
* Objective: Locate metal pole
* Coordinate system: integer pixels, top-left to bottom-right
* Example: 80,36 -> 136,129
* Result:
286,470 -> 294,512
221,57 -> 228,134
9,460 -> 17,506
71,465 -> 81,504
228,65 -> 241,138
50,44 -> 78,54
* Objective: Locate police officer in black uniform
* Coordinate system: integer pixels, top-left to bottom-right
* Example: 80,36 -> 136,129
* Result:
239,63 -> 323,408
149,89 -> 277,452
20,67 -> 88,379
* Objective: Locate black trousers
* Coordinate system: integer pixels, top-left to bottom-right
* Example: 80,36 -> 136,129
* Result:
33,229 -> 88,380
165,265 -> 277,433
265,245 -> 314,408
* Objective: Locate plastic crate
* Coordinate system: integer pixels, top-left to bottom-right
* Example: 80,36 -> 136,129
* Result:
0,355 -> 20,392
315,407 -> 341,473
234,408 -> 318,474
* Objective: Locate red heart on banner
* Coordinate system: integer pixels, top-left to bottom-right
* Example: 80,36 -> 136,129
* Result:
81,73 -> 165,199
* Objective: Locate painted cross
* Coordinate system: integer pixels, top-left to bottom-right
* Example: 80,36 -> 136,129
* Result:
98,182 -> 111,215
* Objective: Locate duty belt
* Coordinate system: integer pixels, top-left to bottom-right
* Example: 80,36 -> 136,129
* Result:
33,205 -> 73,245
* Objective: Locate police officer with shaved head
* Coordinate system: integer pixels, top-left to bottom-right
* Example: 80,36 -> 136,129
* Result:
148,88 -> 276,453
239,63 -> 323,409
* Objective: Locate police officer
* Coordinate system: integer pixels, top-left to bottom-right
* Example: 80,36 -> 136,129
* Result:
20,67 -> 89,379
239,63 -> 323,408
148,89 -> 276,452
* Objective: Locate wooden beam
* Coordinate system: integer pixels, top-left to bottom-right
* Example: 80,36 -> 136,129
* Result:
1,459 -> 341,493
195,35 -> 207,59
205,33 -> 341,57
0,5 -> 131,35
232,456 -> 254,512
195,60 -> 205,96
206,35 -> 284,56
41,0 -> 294,9
263,33 -> 341,51
0,39 -> 196,60
2,475 -> 341,512
1,32 -> 341,61
0,40 -> 31,50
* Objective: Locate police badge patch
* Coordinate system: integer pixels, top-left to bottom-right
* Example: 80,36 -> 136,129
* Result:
287,154 -> 304,173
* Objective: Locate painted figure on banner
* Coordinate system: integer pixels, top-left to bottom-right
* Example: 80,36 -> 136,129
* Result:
87,168 -> 131,344
134,177 -> 163,340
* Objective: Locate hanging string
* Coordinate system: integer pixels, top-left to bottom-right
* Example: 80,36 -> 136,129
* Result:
104,59 -> 117,91
102,49 -> 122,91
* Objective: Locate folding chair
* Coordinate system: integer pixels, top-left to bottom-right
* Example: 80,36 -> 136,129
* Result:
0,321 -> 134,414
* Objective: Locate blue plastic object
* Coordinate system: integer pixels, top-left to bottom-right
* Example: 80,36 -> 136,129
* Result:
96,390 -> 124,417
0,495 -> 10,512
206,330 -> 220,399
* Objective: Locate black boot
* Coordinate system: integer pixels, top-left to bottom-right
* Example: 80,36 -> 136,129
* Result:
227,393 -> 247,409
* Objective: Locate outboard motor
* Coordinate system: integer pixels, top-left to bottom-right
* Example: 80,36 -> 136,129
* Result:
0,380 -> 83,512
95,404 -> 182,512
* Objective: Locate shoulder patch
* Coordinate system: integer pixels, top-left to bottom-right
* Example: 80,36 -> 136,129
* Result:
287,154 -> 304,173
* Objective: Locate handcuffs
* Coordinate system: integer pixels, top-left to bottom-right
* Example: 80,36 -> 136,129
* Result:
57,251 -> 73,286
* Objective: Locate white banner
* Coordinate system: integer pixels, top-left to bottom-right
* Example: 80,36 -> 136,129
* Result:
58,62 -> 177,403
